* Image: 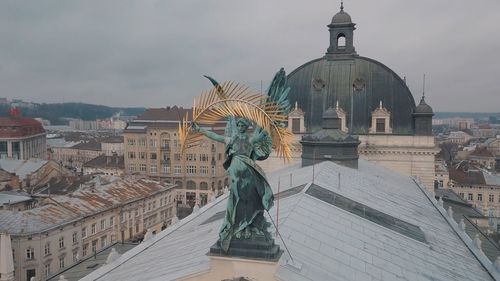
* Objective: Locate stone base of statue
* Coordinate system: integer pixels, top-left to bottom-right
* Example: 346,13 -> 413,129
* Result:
209,234 -> 282,261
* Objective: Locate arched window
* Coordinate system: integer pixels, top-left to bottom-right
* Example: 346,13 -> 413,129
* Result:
174,181 -> 183,189
224,178 -> 229,187
200,182 -> 208,190
337,34 -> 346,48
187,180 -> 196,190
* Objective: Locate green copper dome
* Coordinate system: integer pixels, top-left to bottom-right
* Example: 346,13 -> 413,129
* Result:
287,5 -> 419,135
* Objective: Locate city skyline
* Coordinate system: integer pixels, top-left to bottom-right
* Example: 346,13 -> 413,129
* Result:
1,0 -> 499,112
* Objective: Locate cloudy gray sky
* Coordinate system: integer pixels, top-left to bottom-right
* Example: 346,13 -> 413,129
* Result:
1,0 -> 499,112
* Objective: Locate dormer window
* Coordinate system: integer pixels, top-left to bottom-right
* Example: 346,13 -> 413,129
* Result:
288,102 -> 306,134
369,101 -> 392,134
335,101 -> 348,132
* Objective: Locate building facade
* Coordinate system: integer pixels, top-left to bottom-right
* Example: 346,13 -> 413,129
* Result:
449,163 -> 500,217
123,107 -> 229,207
51,141 -> 102,171
447,131 -> 474,145
0,177 -> 175,281
101,136 -> 124,156
485,137 -> 500,156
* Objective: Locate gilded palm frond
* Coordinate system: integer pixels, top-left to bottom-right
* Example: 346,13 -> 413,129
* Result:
179,81 -> 295,161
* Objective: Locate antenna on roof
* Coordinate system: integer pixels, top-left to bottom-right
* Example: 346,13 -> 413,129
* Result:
422,73 -> 426,98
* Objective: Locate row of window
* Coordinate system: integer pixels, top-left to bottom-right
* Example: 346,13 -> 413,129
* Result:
82,217 -> 114,239
43,236 -> 67,256
461,192 -> 500,203
128,164 -> 217,175
127,152 -> 222,162
127,138 -> 180,148
120,194 -> 172,222
26,235 -> 115,278
82,235 -> 110,257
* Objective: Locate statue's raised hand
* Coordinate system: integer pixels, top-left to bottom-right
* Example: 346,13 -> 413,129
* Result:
191,122 -> 200,132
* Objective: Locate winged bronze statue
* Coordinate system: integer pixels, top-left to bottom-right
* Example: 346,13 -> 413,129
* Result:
179,68 -> 293,252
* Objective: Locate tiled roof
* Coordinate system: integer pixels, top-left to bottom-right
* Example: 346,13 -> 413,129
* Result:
0,116 -> 45,138
81,160 -> 495,281
0,177 -> 172,235
72,140 -> 102,151
470,147 -> 494,158
449,166 -> 486,185
36,175 -> 94,195
0,168 -> 13,182
83,155 -> 124,169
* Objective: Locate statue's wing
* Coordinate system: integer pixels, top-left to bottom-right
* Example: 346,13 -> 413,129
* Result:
265,68 -> 291,123
204,75 -> 236,140
249,68 -> 291,160
251,123 -> 272,161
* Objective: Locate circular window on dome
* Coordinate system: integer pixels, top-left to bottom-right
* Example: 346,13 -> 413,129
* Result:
312,78 -> 326,91
353,78 -> 365,91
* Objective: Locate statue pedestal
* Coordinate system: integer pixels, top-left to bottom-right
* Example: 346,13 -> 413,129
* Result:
209,235 -> 282,261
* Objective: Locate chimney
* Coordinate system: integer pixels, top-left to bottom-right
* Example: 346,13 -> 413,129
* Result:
300,107 -> 360,169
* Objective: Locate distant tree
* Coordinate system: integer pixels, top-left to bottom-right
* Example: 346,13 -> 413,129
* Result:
0,102 -> 145,125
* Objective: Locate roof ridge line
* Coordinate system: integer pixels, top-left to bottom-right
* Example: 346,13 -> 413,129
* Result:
412,178 -> 500,280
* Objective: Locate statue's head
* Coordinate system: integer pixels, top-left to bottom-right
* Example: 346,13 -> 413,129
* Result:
236,118 -> 250,132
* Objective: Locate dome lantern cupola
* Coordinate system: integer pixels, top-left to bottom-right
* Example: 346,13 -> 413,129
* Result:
326,1 -> 357,59
413,95 -> 434,136
413,74 -> 434,136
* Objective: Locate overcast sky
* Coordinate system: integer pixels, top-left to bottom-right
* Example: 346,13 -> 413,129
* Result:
1,0 -> 499,112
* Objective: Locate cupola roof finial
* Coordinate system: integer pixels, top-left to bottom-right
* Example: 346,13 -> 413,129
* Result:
341,1 -> 344,11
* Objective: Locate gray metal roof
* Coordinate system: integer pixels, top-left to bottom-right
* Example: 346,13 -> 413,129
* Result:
80,160 -> 496,281
484,173 -> 500,186
0,159 -> 47,180
47,243 -> 138,281
0,191 -> 32,205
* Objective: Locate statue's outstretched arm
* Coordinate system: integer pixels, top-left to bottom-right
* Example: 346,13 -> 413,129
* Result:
193,123 -> 225,143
